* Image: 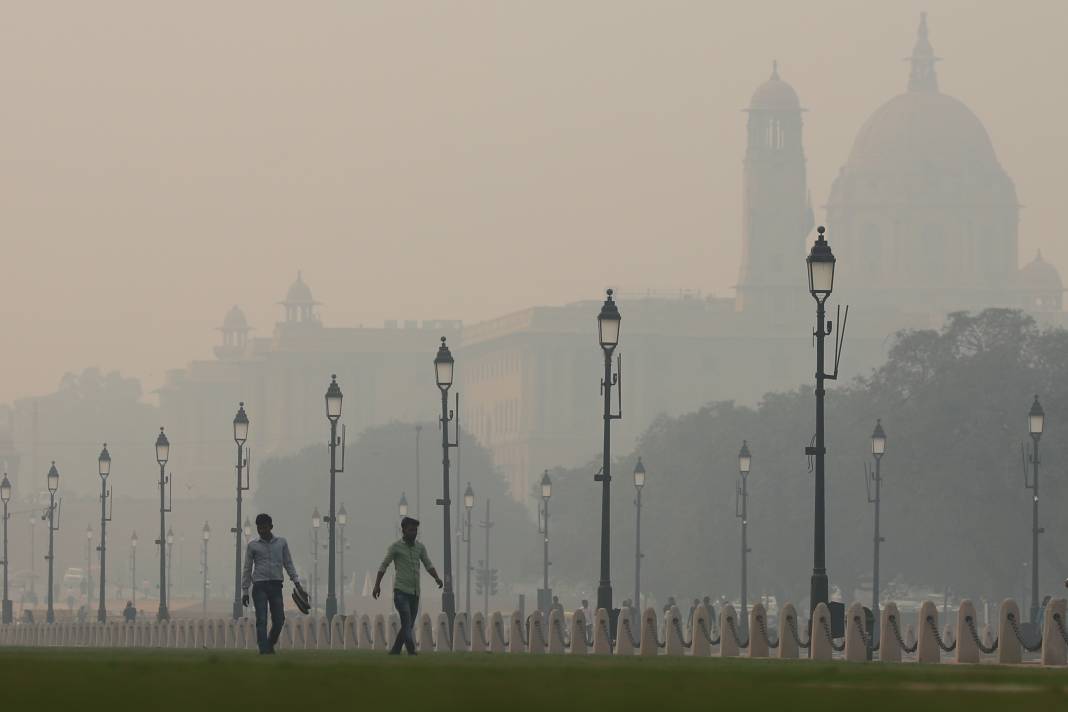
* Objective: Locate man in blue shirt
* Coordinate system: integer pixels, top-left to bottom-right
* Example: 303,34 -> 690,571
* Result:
241,513 -> 305,654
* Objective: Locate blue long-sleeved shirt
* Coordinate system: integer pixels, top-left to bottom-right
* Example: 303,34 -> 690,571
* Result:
242,535 -> 299,593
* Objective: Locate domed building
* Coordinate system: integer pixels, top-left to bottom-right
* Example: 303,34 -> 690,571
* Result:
1017,250 -> 1064,313
826,14 -> 1021,313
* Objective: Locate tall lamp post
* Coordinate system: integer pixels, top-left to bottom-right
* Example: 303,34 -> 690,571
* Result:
805,226 -> 836,614
97,444 -> 112,622
86,525 -> 94,612
311,507 -> 321,613
867,421 -> 886,640
45,462 -> 60,624
0,474 -> 9,624
736,442 -> 751,635
130,531 -> 138,607
155,427 -> 172,621
434,337 -> 459,626
632,458 -> 645,613
324,375 -> 345,620
337,504 -> 347,616
595,289 -> 622,616
231,402 -> 249,620
1026,395 -> 1045,624
537,471 -> 552,613
462,484 -> 474,617
201,522 -> 210,614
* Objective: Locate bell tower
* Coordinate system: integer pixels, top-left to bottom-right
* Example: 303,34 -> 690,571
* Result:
735,62 -> 814,315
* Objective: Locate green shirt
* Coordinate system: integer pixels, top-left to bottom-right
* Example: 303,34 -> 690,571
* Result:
379,539 -> 434,596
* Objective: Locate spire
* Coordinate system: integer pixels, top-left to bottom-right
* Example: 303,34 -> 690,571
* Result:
907,12 -> 939,92
770,59 -> 779,81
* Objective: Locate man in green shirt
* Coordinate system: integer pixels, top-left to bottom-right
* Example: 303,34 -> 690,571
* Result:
373,517 -> 443,655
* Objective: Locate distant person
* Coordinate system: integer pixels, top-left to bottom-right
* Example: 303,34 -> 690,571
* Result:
372,516 -> 443,656
687,598 -> 701,629
664,596 -> 677,614
703,596 -> 715,623
581,599 -> 592,637
123,601 -> 137,623
76,605 -> 87,623
551,595 -> 564,616
241,513 -> 305,655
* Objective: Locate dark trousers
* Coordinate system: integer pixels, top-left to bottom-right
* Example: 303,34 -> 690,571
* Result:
252,580 -> 285,654
390,590 -> 419,654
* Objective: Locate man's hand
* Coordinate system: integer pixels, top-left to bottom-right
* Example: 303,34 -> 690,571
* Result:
241,593 -> 250,607
372,584 -> 381,600
435,577 -> 444,590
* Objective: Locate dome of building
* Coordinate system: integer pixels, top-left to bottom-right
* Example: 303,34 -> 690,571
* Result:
1018,250 -> 1063,292
221,305 -> 249,331
748,61 -> 801,111
285,271 -> 316,305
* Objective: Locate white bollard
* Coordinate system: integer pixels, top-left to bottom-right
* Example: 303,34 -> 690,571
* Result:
417,612 -> 435,653
509,610 -> 525,653
664,606 -> 684,656
956,599 -> 980,664
316,616 -> 330,649
569,609 -> 588,655
879,603 -> 902,662
436,612 -> 452,652
342,615 -> 357,649
692,603 -> 712,657
809,602 -> 833,661
527,610 -> 546,655
358,614 -> 373,650
997,599 -> 1022,665
778,603 -> 799,659
749,603 -> 770,659
719,603 -> 740,657
471,612 -> 488,653
373,613 -> 388,652
452,612 -> 470,652
1041,598 -> 1067,666
546,609 -> 566,654
916,601 -> 940,663
843,602 -> 866,662
489,612 -> 507,653
592,608 -> 612,655
638,606 -> 659,656
614,607 -> 634,656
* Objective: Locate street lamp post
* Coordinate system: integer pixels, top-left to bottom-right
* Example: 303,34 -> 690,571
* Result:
434,337 -> 459,626
155,427 -> 172,621
805,226 -> 837,614
0,474 -> 10,624
97,444 -> 112,622
201,522 -> 210,614
538,471 -> 552,613
632,458 -> 645,613
479,500 -> 493,620
45,462 -> 60,624
130,531 -> 138,607
324,375 -> 345,620
867,420 -> 886,643
337,504 -> 347,616
595,289 -> 622,617
86,525 -> 94,613
1026,396 -> 1045,623
463,484 -> 474,618
736,442 -> 751,636
311,507 -> 321,614
231,402 -> 249,621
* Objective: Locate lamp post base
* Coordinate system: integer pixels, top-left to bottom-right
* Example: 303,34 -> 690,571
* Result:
157,605 -> 169,622
97,606 -> 107,624
596,584 -> 612,616
1,600 -> 11,624
325,594 -> 337,620
233,601 -> 243,621
441,590 -> 456,625
809,572 -> 828,614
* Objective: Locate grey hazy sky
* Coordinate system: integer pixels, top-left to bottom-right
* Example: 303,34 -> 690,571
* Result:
1,1 -> 1065,403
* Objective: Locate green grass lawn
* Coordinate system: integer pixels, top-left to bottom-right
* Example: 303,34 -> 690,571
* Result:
2,649 -> 1066,712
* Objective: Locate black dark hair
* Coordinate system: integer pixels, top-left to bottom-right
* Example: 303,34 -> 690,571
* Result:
255,513 -> 273,527
400,516 -> 419,529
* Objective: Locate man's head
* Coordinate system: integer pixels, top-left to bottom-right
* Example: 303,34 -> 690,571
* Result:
255,513 -> 273,539
400,516 -> 419,542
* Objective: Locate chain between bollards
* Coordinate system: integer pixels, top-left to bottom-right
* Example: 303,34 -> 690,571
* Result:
964,615 -> 998,655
